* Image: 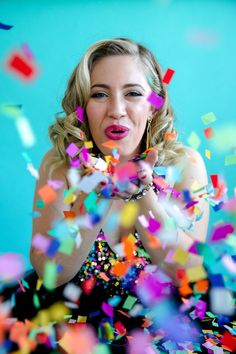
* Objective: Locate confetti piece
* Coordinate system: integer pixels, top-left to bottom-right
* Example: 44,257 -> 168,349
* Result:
43,261 -> 57,289
164,132 -> 176,140
187,131 -> 201,150
110,262 -> 130,277
221,330 -> 236,351
209,223 -> 234,242
224,154 -> 236,166
210,288 -> 234,316
15,115 -> 36,147
102,140 -> 119,149
0,253 -> 24,282
120,202 -> 139,228
66,142 -> 79,158
27,162 -> 39,179
84,140 -> 93,149
205,149 -> 211,159
186,265 -> 207,282
122,295 -> 137,310
0,103 -> 22,118
59,238 -> 75,255
21,43 -> 34,60
172,248 -> 189,266
63,283 -> 82,302
147,91 -> 164,109
0,22 -> 13,30
162,68 -> 175,84
32,233 -> 50,253
38,184 -> 57,204
194,300 -> 207,320
204,127 -> 213,139
201,112 -> 216,125
6,52 -> 37,80
99,272 -> 110,282
102,302 -> 114,317
75,105 -> 84,123
210,174 -> 218,188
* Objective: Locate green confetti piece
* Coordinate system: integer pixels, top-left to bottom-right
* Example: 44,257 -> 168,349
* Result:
36,199 -> 45,209
59,237 -> 75,255
22,151 -> 31,163
93,344 -> 111,354
0,103 -> 22,118
21,279 -> 30,289
206,311 -> 216,318
187,131 -> 201,150
122,295 -> 137,310
43,261 -> 57,289
225,154 -> 236,166
84,191 -> 97,212
201,112 -> 216,125
33,293 -> 40,308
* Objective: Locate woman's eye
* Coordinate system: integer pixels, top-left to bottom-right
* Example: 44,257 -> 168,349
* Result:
91,92 -> 108,98
126,91 -> 142,97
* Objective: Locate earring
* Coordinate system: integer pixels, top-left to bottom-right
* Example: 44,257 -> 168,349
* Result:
146,116 -> 152,150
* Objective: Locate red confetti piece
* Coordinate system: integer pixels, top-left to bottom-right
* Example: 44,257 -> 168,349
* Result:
204,127 -> 213,139
162,68 -> 175,84
81,276 -> 96,295
6,52 -> 37,80
221,331 -> 236,351
210,174 -> 218,188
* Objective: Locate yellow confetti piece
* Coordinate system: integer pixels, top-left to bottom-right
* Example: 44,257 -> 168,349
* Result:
49,302 -> 70,322
172,248 -> 189,266
205,149 -> 211,159
84,140 -> 93,149
63,193 -> 77,204
191,180 -> 199,192
36,278 -> 43,291
201,112 -> 216,125
127,233 -> 137,244
187,131 -> 201,150
186,265 -> 207,282
77,315 -> 87,323
120,202 -> 139,228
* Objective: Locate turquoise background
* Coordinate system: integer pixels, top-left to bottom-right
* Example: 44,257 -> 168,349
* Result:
0,0 -> 236,269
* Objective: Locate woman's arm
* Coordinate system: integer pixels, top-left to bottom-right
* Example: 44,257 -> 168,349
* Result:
134,147 -> 209,280
30,149 -> 112,287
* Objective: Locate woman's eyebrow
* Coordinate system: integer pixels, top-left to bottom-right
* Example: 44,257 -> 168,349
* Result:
91,83 -> 145,91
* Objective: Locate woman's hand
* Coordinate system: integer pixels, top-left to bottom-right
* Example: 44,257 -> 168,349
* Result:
111,149 -> 158,201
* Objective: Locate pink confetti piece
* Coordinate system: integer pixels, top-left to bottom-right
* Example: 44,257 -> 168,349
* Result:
101,302 -> 114,317
209,223 -> 234,242
147,217 -> 161,233
32,233 -> 50,252
18,280 -> 26,293
147,91 -> 164,109
21,43 -> 34,61
66,142 -> 79,158
76,105 -> 84,123
194,299 -> 207,320
47,179 -> 65,190
0,253 -> 24,281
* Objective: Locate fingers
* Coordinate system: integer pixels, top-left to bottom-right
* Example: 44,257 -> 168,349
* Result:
145,148 -> 158,168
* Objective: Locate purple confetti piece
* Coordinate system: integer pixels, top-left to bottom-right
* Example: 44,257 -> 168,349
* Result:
66,142 -> 79,158
194,299 -> 207,320
0,22 -> 13,30
21,43 -> 34,60
32,233 -> 50,252
101,302 -> 114,317
76,105 -> 84,123
147,91 -> 164,109
70,158 -> 80,168
209,223 -> 234,242
147,217 -> 161,233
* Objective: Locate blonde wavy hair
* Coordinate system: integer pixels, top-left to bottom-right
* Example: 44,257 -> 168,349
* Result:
48,37 -> 185,173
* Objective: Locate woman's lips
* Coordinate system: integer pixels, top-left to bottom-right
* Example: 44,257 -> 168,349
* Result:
104,124 -> 130,140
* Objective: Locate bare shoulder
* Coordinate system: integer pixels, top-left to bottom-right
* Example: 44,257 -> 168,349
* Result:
39,148 -> 69,181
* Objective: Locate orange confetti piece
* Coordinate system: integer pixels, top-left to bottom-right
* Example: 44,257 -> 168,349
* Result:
110,262 -> 130,277
63,211 -> 76,219
146,233 -> 161,249
122,237 -> 136,261
164,132 -> 176,140
117,309 -> 131,318
37,184 -> 57,204
195,279 -> 209,293
102,140 -> 118,149
141,317 -> 153,328
204,127 -> 213,139
99,272 -> 110,282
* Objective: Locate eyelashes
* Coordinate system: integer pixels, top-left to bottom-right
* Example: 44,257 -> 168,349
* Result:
91,91 -> 143,99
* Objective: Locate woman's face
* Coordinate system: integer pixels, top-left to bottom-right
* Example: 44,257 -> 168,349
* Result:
86,55 -> 154,161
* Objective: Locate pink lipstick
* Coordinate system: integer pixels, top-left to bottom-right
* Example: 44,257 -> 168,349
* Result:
105,124 -> 129,140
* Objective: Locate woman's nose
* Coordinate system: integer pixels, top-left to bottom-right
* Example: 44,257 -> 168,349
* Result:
107,95 -> 126,119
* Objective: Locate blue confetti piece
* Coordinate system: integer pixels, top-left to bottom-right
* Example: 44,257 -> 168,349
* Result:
0,22 -> 13,30
209,273 -> 225,287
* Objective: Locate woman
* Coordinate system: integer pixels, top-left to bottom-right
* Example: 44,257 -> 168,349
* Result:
9,38 -> 209,353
